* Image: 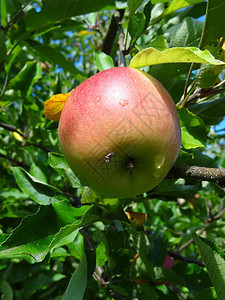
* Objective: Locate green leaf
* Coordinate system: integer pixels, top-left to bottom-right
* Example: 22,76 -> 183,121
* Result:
49,152 -> 81,188
137,35 -> 168,52
129,12 -> 146,44
93,52 -> 114,72
0,188 -> 29,200
151,0 -> 169,3
193,233 -> 225,300
0,30 -> 7,64
11,166 -> 66,205
197,41 -> 225,89
30,163 -> 47,184
0,201 -> 88,262
25,40 -> 86,81
96,241 -> 107,267
190,97 -> 225,126
176,149 -> 218,168
165,17 -> 203,48
193,287 -> 217,300
25,0 -> 116,29
127,0 -> 145,14
62,252 -> 87,300
0,280 -> 13,300
81,186 -> 98,204
201,0 -> 225,48
178,107 -> 209,149
130,47 -> 225,68
153,266 -> 185,286
21,270 -> 65,299
128,227 -> 154,279
151,182 -> 199,200
154,0 -> 205,21
9,61 -> 42,97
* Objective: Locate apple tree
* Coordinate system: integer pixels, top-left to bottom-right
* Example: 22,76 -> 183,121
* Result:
1,0 -> 225,299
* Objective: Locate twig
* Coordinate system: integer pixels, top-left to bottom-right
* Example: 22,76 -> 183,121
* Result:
167,250 -> 204,267
0,122 -> 25,138
0,73 -> 8,98
182,86 -> 225,107
167,165 -> 225,185
177,206 -> 225,253
118,23 -> 125,67
177,63 -> 194,107
2,1 -> 32,33
25,142 -> 49,153
93,271 -> 110,287
0,153 -> 29,169
0,121 -> 50,153
102,10 -> 125,56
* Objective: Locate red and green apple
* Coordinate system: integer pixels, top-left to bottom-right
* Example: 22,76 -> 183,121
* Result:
58,67 -> 181,198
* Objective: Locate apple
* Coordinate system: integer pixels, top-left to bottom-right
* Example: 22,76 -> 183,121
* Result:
58,67 -> 181,198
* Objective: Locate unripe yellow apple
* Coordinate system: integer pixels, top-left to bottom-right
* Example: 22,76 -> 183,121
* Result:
58,67 -> 181,198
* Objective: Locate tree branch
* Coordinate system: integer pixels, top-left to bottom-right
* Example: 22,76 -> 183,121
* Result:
178,86 -> 225,107
177,63 -> 194,107
102,10 -> 125,56
177,206 -> 225,253
0,153 -> 29,169
167,165 -> 225,185
0,121 -> 50,153
118,23 -> 125,67
167,250 -> 204,267
0,121 -> 25,138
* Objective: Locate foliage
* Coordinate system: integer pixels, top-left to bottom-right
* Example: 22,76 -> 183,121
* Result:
1,0 -> 225,299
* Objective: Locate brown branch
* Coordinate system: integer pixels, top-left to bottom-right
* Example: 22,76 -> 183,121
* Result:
25,142 -> 50,153
93,270 -> 110,287
0,121 -> 25,138
167,250 -> 204,267
167,165 -> 225,185
0,153 -> 29,169
177,206 -> 225,253
177,63 -> 194,107
102,10 -> 125,56
180,86 -> 225,107
0,121 -> 50,153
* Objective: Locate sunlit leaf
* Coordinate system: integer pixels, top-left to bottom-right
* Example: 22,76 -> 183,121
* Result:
44,92 -> 71,121
153,0 -> 205,21
178,107 -> 209,149
125,211 -> 147,226
93,52 -> 114,72
0,201 -> 88,262
130,47 -> 225,68
12,129 -> 23,142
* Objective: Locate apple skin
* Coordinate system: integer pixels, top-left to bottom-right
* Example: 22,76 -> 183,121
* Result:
58,67 -> 181,198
